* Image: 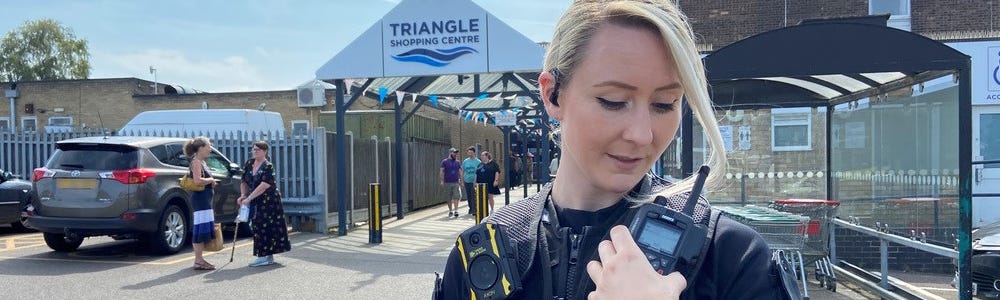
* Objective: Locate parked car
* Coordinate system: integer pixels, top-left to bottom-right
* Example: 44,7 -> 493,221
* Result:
28,136 -> 243,254
0,169 -> 32,231
953,220 -> 1000,298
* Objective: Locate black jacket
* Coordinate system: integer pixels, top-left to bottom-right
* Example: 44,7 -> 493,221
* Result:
439,183 -> 785,300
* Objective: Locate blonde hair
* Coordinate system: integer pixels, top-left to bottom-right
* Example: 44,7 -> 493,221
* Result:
544,0 -> 726,202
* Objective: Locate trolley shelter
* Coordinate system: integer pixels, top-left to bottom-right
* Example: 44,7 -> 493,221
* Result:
314,0 -> 553,236
689,16 -> 975,299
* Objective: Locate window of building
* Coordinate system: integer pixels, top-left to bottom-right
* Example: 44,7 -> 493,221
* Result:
47,116 -> 73,126
870,0 -> 910,31
771,108 -> 811,151
0,117 -> 9,130
21,117 -> 37,132
291,120 -> 310,137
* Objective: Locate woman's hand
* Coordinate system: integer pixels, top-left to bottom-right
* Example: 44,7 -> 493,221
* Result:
585,225 -> 686,300
237,195 -> 248,206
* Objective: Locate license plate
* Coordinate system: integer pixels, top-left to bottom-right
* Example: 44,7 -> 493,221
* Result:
57,178 -> 97,189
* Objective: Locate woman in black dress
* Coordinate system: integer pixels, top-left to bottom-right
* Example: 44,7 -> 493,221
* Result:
185,137 -> 218,271
238,141 -> 291,267
475,151 -> 501,213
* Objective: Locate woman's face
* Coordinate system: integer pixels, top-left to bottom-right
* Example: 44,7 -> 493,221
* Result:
542,24 -> 683,194
198,142 -> 212,158
252,146 -> 267,160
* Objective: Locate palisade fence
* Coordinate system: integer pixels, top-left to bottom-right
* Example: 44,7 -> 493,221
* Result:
1,128 -> 452,234
1,128 -> 329,232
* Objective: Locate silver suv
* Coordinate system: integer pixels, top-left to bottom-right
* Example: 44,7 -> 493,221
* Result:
29,136 -> 243,254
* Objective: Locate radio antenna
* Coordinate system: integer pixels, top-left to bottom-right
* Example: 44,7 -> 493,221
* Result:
683,165 -> 710,215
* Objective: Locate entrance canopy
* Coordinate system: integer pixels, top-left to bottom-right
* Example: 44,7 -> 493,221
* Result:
315,0 -> 544,79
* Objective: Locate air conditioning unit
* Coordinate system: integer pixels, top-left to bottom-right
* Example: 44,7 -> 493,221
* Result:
297,84 -> 326,108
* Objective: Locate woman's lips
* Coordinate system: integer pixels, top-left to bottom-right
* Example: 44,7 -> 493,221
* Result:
608,154 -> 642,169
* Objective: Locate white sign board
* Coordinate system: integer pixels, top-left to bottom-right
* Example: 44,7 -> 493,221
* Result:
738,126 -> 751,150
494,112 -> 516,126
946,40 -> 1000,105
316,0 -> 544,80
719,125 -> 734,152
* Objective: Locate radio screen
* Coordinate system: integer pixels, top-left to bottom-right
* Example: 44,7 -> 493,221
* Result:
638,220 -> 682,255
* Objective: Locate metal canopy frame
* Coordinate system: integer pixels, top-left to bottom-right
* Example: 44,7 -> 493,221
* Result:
697,17 -> 973,299
327,70 -> 553,236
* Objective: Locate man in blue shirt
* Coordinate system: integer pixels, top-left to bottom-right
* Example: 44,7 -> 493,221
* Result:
441,148 -> 463,217
460,146 -> 480,215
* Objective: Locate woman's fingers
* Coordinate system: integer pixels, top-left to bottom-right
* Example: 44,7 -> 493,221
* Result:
586,260 -> 603,286
663,271 -> 688,296
597,240 -> 616,262
607,225 -> 640,257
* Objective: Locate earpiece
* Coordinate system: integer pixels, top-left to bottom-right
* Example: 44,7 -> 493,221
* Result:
549,70 -> 562,107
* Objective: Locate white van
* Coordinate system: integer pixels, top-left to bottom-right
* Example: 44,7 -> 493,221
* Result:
118,109 -> 285,138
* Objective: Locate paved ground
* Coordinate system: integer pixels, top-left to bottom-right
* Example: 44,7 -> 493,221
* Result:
0,187 -> 953,299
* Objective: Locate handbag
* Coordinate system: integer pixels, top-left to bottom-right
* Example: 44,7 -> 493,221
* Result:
179,173 -> 205,192
205,223 -> 224,251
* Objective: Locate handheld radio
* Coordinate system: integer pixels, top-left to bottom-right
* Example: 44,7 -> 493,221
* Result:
628,165 -> 710,275
455,223 -> 522,299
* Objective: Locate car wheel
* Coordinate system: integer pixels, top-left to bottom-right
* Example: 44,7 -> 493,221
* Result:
43,232 -> 83,252
147,205 -> 187,255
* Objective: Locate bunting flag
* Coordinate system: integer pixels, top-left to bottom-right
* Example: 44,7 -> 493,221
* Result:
343,78 -> 355,89
491,93 -> 502,102
477,93 -> 488,100
378,87 -> 388,105
465,111 -> 473,122
429,95 -> 438,107
395,90 -> 405,106
411,93 -> 418,103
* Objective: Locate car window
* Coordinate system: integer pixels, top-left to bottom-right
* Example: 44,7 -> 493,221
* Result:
148,145 -> 169,163
160,143 -> 190,167
48,144 -> 138,170
205,151 -> 229,174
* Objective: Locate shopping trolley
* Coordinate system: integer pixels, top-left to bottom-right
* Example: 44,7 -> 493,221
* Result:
771,199 -> 841,292
715,205 -> 812,299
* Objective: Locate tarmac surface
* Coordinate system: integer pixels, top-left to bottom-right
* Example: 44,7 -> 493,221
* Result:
0,186 -> 958,299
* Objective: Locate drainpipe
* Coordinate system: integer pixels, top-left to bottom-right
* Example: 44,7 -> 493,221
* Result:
5,84 -> 17,133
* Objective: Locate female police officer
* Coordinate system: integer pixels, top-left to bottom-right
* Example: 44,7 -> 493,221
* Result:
438,1 -> 788,299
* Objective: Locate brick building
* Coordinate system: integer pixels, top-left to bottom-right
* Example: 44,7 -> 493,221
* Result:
0,77 -> 503,155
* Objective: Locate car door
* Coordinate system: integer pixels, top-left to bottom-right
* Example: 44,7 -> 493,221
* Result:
204,150 -> 239,222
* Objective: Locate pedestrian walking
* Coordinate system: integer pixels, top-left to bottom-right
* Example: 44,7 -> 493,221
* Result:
238,141 -> 291,267
441,147 -> 463,217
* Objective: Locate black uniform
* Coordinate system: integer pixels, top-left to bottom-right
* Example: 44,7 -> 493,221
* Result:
439,183 -> 785,300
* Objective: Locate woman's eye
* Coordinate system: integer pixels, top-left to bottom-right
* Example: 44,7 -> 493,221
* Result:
596,97 -> 626,111
652,101 -> 677,113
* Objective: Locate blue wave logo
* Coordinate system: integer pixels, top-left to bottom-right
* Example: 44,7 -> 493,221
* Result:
392,46 -> 478,67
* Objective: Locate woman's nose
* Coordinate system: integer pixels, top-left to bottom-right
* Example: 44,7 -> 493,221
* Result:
622,108 -> 654,145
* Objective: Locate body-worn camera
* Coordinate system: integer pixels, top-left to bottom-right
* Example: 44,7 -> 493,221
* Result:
456,223 -> 522,299
628,166 -> 711,275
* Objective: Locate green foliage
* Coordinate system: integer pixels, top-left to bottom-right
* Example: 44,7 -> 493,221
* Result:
0,19 -> 90,82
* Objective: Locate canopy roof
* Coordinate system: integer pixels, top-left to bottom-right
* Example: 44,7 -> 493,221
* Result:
704,16 -> 969,108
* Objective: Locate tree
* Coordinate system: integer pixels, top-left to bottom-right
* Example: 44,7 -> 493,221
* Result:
0,19 -> 90,82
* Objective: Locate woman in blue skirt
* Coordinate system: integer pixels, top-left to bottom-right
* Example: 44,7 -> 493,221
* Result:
238,141 -> 291,267
185,136 -> 218,271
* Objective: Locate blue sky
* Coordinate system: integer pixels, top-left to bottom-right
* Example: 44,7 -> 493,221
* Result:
0,0 -> 570,92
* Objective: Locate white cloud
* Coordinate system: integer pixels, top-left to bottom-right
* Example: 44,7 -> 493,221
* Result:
94,48 -> 282,92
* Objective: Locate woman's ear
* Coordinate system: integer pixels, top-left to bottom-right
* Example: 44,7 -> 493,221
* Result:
538,71 -> 563,122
